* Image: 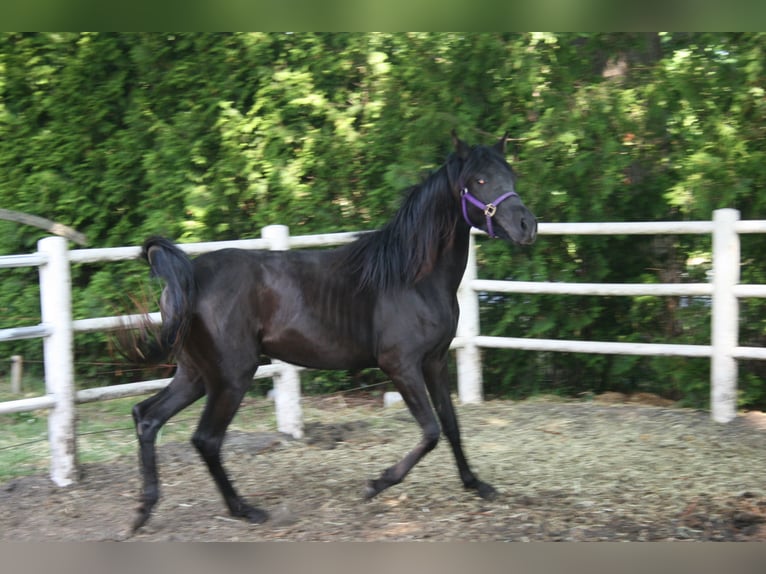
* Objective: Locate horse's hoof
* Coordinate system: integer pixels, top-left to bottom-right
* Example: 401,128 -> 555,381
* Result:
132,492 -> 159,533
362,480 -> 380,500
247,508 -> 269,524
131,509 -> 151,533
233,504 -> 269,524
475,481 -> 499,501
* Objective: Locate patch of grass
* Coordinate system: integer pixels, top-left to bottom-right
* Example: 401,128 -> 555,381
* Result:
0,393 -> 294,483
0,395 -> 204,482
0,407 -> 50,481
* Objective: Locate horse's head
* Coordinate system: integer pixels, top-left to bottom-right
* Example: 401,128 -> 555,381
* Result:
453,133 -> 537,245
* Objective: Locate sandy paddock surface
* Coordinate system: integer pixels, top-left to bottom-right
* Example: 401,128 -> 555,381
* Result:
2,394 -> 765,541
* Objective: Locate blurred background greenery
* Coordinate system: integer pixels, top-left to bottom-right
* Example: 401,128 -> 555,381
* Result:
1,33 -> 765,408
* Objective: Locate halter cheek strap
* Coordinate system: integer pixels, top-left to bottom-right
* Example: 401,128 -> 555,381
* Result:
460,189 -> 518,238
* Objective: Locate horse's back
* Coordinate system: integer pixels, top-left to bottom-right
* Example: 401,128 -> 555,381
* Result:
189,247 -> 377,370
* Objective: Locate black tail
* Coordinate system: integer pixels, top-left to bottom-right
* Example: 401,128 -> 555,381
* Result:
116,237 -> 197,364
142,236 -> 197,359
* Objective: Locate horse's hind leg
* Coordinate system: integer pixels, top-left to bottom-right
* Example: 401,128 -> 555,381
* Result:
131,366 -> 205,531
364,362 -> 441,499
423,356 -> 497,500
191,373 -> 267,524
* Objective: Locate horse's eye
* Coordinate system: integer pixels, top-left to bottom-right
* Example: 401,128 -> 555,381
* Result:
476,178 -> 486,185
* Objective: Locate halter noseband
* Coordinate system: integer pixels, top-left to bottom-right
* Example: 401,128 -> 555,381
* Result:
460,188 -> 518,238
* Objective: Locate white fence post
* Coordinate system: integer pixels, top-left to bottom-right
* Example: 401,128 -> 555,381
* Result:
261,224 -> 304,438
710,208 -> 740,423
456,233 -> 483,403
38,236 -> 77,486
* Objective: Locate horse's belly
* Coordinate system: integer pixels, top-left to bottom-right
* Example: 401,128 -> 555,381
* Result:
261,328 -> 376,371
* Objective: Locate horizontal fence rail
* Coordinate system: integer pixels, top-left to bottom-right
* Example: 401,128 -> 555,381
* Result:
471,279 -> 715,297
0,253 -> 48,269
454,209 -> 766,424
1,210 -> 765,487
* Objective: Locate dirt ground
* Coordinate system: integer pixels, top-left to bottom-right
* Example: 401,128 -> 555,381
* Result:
2,394 -> 766,541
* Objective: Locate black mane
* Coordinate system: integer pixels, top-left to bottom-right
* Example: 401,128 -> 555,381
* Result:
340,155 -> 460,292
340,144 -> 509,292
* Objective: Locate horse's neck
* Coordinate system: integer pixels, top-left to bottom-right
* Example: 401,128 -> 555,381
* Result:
434,223 -> 472,293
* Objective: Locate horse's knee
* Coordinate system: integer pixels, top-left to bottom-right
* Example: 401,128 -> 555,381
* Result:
132,404 -> 149,436
132,404 -> 162,442
191,431 -> 222,460
422,423 -> 441,453
132,402 -> 146,426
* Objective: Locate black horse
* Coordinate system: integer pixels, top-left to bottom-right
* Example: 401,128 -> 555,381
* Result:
128,132 -> 537,531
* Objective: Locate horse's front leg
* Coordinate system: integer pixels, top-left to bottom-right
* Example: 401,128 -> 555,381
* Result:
423,355 -> 497,500
131,369 -> 204,532
364,361 -> 442,499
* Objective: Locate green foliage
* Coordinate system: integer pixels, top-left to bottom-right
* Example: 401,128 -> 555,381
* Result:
2,33 -> 766,408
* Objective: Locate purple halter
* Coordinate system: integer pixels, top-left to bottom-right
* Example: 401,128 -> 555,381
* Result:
460,188 -> 518,238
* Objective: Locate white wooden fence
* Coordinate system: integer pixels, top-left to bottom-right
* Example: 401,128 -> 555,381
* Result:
1,208 -> 766,488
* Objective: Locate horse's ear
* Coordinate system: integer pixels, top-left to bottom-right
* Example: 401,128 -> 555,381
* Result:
494,132 -> 509,155
451,130 -> 470,159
